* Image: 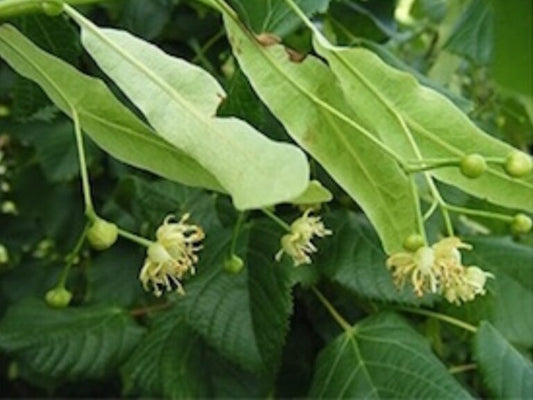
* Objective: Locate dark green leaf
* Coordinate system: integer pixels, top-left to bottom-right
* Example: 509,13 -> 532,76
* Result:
122,310 -> 208,399
309,312 -> 471,398
119,0 -> 174,40
180,220 -> 294,374
0,299 -> 145,380
445,0 -> 493,65
474,321 -> 533,399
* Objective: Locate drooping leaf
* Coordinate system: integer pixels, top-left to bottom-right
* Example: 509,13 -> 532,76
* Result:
307,21 -> 533,213
445,236 -> 533,347
122,310 -> 208,399
0,299 -> 145,380
315,210 -> 436,306
0,24 -> 224,192
221,5 -> 419,253
229,0 -> 329,37
67,7 -> 310,210
179,220 -> 294,374
474,321 -> 533,399
309,312 -> 472,399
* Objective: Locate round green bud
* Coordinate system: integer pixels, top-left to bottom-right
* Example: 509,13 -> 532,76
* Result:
41,1 -> 64,16
0,244 -> 8,264
403,234 -> 425,252
224,254 -> 244,274
87,218 -> 118,250
460,154 -> 487,179
45,286 -> 72,308
505,151 -> 532,178
0,104 -> 10,118
511,213 -> 532,235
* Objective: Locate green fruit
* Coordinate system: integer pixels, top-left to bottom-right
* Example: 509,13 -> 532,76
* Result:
403,234 -> 425,252
460,154 -> 487,179
41,1 -> 64,16
224,254 -> 244,274
87,218 -> 118,250
511,213 -> 532,235
45,287 -> 72,308
505,151 -> 532,178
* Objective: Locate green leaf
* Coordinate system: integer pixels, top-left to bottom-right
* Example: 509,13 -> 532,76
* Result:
445,236 -> 533,347
309,312 -> 471,399
179,221 -> 294,374
445,0 -> 493,65
474,322 -> 533,399
67,8 -> 310,210
316,210 -> 435,305
290,180 -> 332,204
308,23 -> 533,213
122,310 -> 208,399
229,0 -> 329,36
14,120 -> 100,182
222,7 -> 419,253
119,0 -> 174,40
0,24 -> 224,192
492,1 -> 532,101
0,299 -> 145,380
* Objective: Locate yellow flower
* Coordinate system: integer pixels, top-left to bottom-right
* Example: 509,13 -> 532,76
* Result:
386,246 -> 439,297
275,209 -> 332,266
139,214 -> 204,297
386,236 -> 493,304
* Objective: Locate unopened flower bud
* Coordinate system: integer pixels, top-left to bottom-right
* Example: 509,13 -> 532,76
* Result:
511,213 -> 532,235
87,218 -> 118,250
505,151 -> 532,178
224,254 -> 244,274
45,287 -> 72,308
0,244 -> 8,264
403,234 -> 425,251
460,154 -> 487,179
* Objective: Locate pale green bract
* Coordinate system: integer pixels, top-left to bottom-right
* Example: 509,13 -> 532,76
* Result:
0,24 -> 223,191
221,5 -> 418,253
310,35 -> 533,212
66,6 -> 311,211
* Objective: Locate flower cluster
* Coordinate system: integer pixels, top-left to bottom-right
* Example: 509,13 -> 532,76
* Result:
386,237 -> 493,305
139,214 -> 204,297
276,209 -> 332,266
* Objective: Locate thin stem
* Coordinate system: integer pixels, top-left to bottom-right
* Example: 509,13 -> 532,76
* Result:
444,204 -> 514,222
423,200 -> 439,221
229,212 -> 246,255
448,363 -> 477,374
72,109 -> 96,220
312,287 -> 353,332
410,175 -> 427,243
261,208 -> 291,232
191,28 -> 225,64
117,228 -> 153,248
405,161 -> 459,173
396,306 -> 477,333
58,223 -> 90,287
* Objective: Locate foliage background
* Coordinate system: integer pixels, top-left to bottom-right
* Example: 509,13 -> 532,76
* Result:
0,0 -> 532,398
